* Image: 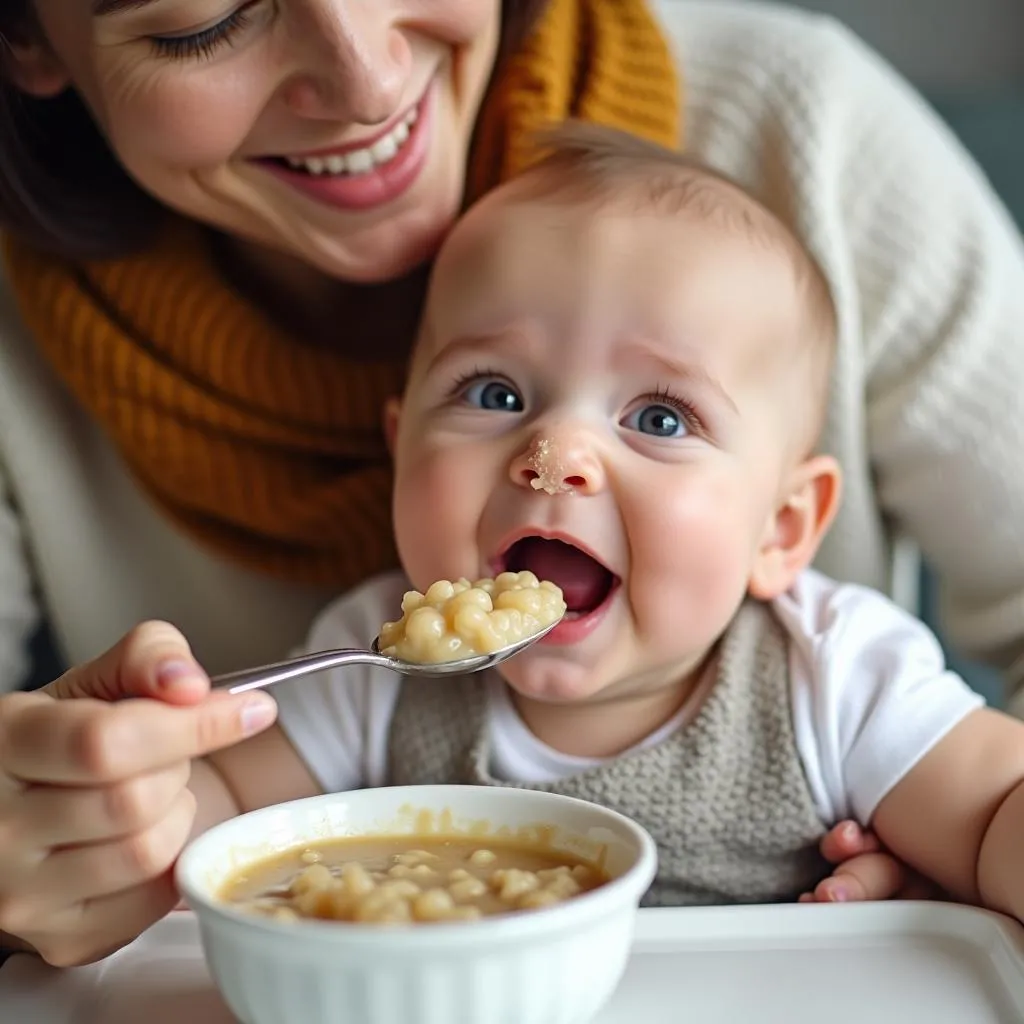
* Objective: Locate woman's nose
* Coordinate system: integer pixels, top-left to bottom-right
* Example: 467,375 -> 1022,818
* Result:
509,432 -> 606,496
281,1 -> 411,124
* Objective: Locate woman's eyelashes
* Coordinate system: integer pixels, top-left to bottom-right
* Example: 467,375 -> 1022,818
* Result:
148,2 -> 259,61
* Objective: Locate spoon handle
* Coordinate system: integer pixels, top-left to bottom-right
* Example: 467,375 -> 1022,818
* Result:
213,648 -> 395,695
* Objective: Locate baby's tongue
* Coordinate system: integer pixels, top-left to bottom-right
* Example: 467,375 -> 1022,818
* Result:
508,537 -> 611,612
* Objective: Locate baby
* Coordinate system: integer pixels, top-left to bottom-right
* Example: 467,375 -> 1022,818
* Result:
207,123 -> 1022,909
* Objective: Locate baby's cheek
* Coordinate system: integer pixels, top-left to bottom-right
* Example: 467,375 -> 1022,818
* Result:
639,543 -> 747,644
393,450 -> 484,585
629,490 -> 754,648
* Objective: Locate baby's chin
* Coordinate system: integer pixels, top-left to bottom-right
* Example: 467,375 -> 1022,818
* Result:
498,657 -> 612,705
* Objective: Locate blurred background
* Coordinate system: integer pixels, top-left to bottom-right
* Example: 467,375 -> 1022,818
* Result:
738,0 -> 1024,271
764,0 -> 1024,224
737,0 -> 1024,707
772,0 -> 1023,91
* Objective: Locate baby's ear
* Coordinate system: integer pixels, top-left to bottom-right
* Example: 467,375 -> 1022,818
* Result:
383,397 -> 402,457
748,455 -> 842,601
3,32 -> 70,98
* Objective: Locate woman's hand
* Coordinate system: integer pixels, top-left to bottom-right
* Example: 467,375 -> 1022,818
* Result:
0,622 -> 277,966
801,820 -> 941,903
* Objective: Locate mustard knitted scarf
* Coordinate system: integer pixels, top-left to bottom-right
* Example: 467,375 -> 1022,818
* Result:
3,0 -> 679,587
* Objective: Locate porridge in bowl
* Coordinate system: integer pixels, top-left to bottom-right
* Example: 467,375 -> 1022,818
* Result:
176,787 -> 658,1024
222,834 -> 608,925
378,571 -> 565,663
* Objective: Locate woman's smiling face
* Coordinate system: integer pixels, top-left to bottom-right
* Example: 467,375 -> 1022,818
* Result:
17,0 -> 502,281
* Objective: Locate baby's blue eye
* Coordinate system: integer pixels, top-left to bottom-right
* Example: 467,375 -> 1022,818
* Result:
464,379 -> 524,412
624,403 -> 686,438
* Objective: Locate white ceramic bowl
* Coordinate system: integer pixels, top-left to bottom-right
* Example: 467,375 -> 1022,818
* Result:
176,785 -> 657,1024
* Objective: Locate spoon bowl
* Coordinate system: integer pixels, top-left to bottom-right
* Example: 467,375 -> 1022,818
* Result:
212,616 -> 563,695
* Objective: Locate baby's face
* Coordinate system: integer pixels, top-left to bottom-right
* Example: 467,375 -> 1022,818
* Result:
391,190 -> 814,704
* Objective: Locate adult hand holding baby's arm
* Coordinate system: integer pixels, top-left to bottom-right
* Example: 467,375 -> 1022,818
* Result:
0,622 -> 277,966
801,821 -> 941,903
871,708 -> 1024,920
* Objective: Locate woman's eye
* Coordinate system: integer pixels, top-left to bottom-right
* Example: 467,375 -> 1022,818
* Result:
149,4 -> 254,60
623,403 -> 687,438
463,379 -> 524,413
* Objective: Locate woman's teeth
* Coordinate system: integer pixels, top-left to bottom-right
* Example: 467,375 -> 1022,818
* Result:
285,106 -> 418,177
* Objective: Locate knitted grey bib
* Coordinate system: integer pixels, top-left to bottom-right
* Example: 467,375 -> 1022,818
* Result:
387,600 -> 830,906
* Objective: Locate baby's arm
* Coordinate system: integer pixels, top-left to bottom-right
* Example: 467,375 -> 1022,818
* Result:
781,573 -> 988,905
192,725 -> 322,836
191,572 -> 411,830
871,709 -> 1024,915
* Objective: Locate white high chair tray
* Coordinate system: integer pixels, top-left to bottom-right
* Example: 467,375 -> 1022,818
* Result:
3,902 -> 1024,1023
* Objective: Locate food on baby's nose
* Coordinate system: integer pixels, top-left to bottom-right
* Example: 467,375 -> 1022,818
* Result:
222,835 -> 607,925
378,571 -> 565,663
528,438 -> 574,495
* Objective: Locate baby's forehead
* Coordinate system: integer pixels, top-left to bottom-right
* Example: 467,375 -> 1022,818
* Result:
431,179 -> 806,339
443,164 -> 828,367
442,163 -> 801,279
423,195 -> 805,377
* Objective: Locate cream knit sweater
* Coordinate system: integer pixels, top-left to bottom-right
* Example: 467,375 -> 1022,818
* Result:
1,2 -> 1023,710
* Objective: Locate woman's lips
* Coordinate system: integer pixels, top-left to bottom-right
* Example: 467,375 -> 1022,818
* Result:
257,80 -> 435,212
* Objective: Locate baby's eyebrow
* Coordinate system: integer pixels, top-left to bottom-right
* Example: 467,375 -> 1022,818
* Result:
619,340 -> 738,415
421,329 -> 537,376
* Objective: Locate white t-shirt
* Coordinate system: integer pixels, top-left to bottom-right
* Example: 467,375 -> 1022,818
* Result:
273,569 -> 983,826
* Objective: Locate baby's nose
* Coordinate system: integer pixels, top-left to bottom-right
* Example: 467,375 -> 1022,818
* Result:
509,433 -> 604,495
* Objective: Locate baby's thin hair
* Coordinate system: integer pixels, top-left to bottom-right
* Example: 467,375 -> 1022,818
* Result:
523,121 -> 772,243
513,121 -> 837,450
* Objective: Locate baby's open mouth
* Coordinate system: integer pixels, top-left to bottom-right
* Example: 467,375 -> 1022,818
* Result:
500,537 -> 618,620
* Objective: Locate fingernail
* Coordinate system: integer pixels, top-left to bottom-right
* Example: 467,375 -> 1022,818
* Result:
157,659 -> 204,691
842,823 -> 857,840
241,695 -> 277,735
828,884 -> 849,903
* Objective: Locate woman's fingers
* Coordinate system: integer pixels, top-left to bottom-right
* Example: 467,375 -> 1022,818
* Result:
812,822 -> 942,903
22,761 -> 192,846
22,875 -> 182,969
5,790 -> 197,927
0,621 -> 274,966
44,621 -> 210,706
0,689 -> 276,785
813,852 -> 905,903
819,820 -> 881,864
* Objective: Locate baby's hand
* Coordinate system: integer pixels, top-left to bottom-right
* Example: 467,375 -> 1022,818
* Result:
0,622 -> 277,966
799,820 -> 941,903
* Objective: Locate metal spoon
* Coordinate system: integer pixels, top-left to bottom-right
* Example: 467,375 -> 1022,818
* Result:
211,617 -> 563,695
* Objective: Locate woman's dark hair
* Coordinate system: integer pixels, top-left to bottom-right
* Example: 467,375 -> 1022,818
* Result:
0,0 -> 548,260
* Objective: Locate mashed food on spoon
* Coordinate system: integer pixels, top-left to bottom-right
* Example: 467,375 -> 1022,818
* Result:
379,571 -> 565,664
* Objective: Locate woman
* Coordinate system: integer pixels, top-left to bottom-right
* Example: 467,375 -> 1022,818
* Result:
0,0 -> 1019,965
